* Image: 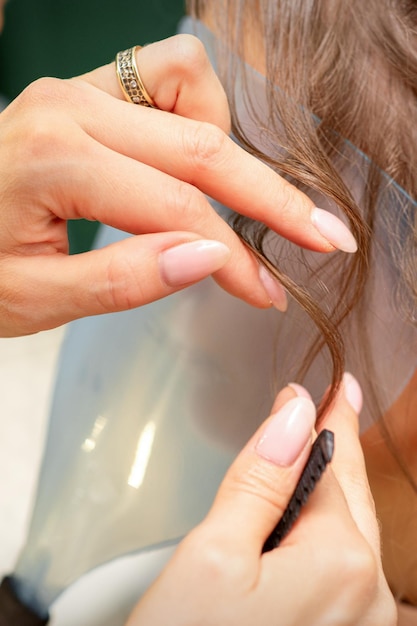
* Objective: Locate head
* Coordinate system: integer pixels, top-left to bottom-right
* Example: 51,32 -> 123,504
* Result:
187,0 -> 417,482
188,0 -> 416,200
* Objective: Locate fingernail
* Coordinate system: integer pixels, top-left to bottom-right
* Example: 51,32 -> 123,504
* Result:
256,397 -> 316,466
311,207 -> 358,253
343,372 -> 363,414
288,383 -> 312,399
159,240 -> 231,286
259,265 -> 287,312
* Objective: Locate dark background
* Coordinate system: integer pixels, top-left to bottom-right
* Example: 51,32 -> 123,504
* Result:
0,0 -> 185,252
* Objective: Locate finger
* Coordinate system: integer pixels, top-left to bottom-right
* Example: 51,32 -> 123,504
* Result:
17,132 -> 273,309
1,82 -> 273,310
260,467 -> 383,626
0,233 -> 230,336
80,34 -> 231,131
78,36 -> 323,250
318,373 -> 381,557
278,377 -> 395,624
201,386 -> 317,556
70,80 -> 357,255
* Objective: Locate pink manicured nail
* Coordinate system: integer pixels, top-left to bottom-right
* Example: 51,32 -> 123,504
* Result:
343,372 -> 363,414
311,207 -> 358,253
159,240 -> 231,286
259,265 -> 288,312
256,397 -> 316,466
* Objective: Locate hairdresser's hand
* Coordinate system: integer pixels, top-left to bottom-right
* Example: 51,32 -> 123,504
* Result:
126,375 -> 396,626
0,35 -> 356,336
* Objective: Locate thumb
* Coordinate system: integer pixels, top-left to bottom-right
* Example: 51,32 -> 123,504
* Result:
203,386 -> 316,556
0,233 -> 230,336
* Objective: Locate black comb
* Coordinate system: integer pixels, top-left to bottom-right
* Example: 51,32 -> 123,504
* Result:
262,429 -> 334,553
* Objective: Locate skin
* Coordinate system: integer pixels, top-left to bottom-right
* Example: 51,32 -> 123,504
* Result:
362,370 -> 417,607
197,10 -> 417,621
0,17 -> 401,624
0,36 -> 341,337
126,382 -> 396,625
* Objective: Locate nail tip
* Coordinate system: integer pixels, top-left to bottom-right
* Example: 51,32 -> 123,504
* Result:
259,264 -> 288,312
159,239 -> 231,286
269,298 -> 288,313
312,207 -> 358,254
255,395 -> 316,466
339,239 -> 358,254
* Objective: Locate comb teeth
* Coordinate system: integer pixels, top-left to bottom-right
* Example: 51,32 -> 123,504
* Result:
262,429 -> 334,553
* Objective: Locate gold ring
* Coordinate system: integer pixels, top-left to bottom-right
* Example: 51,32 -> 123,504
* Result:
115,46 -> 156,107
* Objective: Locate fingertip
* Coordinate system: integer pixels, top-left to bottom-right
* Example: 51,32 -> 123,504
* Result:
255,397 -> 316,467
270,382 -> 311,415
319,372 -> 362,436
287,383 -> 312,400
311,208 -> 358,254
159,239 -> 231,286
258,265 -> 288,312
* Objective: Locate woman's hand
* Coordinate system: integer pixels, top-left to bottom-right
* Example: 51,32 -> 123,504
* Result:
126,374 -> 396,626
0,35 -> 356,336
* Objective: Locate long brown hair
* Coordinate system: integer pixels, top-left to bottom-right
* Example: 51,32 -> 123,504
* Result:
186,0 -> 417,480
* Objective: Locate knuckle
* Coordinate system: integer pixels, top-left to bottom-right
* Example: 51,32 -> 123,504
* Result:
170,34 -> 210,76
227,461 -> 292,517
319,532 -> 396,625
339,539 -> 378,599
0,264 -> 37,335
277,179 -> 300,218
183,528 -> 248,589
348,543 -> 377,582
17,77 -> 66,109
335,537 -> 397,625
95,252 -> 144,312
1,79 -> 85,173
383,596 -> 399,626
23,121 -> 62,162
183,121 -> 229,172
10,88 -> 68,162
169,179 -> 207,225
192,538 -> 227,580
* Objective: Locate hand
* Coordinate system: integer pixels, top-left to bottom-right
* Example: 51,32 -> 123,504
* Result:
0,35 -> 356,336
126,375 -> 396,626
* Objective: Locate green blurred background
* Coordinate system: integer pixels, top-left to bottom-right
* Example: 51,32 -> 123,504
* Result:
0,0 -> 185,252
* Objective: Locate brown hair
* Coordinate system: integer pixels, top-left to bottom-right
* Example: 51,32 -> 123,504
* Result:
187,0 -> 417,481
